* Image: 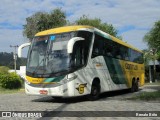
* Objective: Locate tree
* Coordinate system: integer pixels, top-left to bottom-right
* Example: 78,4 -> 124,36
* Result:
143,48 -> 159,82
0,52 -> 27,69
23,8 -> 67,40
23,11 -> 122,40
143,20 -> 160,59
75,15 -> 122,39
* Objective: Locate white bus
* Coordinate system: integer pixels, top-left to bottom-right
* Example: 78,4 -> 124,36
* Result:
18,25 -> 144,100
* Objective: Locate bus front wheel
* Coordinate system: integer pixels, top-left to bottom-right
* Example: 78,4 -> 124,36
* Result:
88,81 -> 101,100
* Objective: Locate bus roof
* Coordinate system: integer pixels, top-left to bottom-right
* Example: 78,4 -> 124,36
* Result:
35,25 -> 93,36
35,25 -> 142,53
110,35 -> 142,53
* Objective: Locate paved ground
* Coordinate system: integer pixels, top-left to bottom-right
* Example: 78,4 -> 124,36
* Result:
0,85 -> 159,120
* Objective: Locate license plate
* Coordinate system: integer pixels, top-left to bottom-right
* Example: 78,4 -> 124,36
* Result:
39,90 -> 48,95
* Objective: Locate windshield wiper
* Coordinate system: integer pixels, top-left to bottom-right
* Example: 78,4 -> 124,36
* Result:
32,48 -> 50,76
32,58 -> 45,76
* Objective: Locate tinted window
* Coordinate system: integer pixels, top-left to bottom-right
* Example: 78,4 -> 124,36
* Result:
92,33 -> 143,64
121,46 -> 129,60
104,40 -> 113,57
71,41 -> 84,67
77,31 -> 93,64
71,31 -> 93,68
130,49 -> 143,63
92,34 -> 104,58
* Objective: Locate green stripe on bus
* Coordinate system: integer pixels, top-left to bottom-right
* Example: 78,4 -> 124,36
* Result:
104,56 -> 127,84
44,76 -> 65,83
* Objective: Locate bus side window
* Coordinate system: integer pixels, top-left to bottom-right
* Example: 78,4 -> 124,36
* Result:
111,42 -> 118,59
139,53 -> 144,64
129,49 -> 143,63
104,40 -> 114,57
120,46 -> 129,60
114,43 -> 122,59
105,45 -> 113,57
124,48 -> 129,61
92,39 -> 100,57
92,33 -> 104,58
77,31 -> 93,64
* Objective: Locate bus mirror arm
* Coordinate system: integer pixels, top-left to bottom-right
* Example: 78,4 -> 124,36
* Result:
18,42 -> 31,58
67,37 -> 84,53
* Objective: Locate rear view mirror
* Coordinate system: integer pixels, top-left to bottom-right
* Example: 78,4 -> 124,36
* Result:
18,42 -> 31,58
67,37 -> 84,53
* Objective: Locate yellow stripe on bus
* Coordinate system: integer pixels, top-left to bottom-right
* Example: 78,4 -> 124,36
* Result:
26,76 -> 45,84
35,25 -> 93,36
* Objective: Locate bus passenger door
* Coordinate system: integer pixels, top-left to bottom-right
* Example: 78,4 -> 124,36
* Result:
91,46 -> 110,91
71,40 -> 90,96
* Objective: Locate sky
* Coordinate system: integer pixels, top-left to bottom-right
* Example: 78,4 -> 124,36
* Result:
0,0 -> 160,57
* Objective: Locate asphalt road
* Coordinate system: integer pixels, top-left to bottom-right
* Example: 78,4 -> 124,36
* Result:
0,85 -> 159,120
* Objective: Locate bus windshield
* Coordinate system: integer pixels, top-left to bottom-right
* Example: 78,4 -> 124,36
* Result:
27,32 -> 76,77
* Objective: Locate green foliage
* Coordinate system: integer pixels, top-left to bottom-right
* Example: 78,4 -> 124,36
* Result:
0,72 -> 22,89
142,49 -> 159,81
142,49 -> 159,65
157,51 -> 160,61
0,66 -> 9,74
0,52 -> 27,69
0,67 -> 23,89
143,20 -> 160,59
23,9 -> 122,41
130,91 -> 160,101
23,8 -> 67,40
75,15 -> 122,39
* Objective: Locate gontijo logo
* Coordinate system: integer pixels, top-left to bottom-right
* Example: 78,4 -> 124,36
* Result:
125,63 -> 138,70
76,83 -> 87,94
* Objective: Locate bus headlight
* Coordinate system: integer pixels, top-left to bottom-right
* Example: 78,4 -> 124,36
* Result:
67,74 -> 78,81
60,74 -> 77,84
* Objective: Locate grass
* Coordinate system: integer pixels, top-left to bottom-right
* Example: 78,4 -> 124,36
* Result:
0,86 -> 24,94
145,80 -> 160,85
128,91 -> 160,101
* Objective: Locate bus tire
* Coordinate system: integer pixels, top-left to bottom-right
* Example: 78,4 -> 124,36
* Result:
131,79 -> 139,92
52,96 -> 62,100
135,79 -> 139,92
88,80 -> 101,101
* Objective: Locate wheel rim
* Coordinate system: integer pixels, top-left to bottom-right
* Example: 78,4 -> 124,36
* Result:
135,81 -> 139,91
93,87 -> 98,96
92,85 -> 99,96
131,80 -> 138,92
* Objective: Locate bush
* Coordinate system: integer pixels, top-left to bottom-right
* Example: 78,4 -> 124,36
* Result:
0,66 -> 9,74
0,72 -> 22,89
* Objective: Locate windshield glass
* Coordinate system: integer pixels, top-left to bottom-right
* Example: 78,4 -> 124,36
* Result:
27,32 -> 75,77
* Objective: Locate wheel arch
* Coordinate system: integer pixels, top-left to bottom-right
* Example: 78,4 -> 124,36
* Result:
92,77 -> 100,85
